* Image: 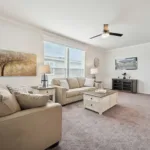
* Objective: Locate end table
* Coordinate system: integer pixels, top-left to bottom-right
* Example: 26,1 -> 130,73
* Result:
31,86 -> 55,102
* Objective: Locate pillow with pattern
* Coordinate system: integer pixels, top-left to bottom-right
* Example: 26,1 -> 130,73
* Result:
7,85 -> 29,94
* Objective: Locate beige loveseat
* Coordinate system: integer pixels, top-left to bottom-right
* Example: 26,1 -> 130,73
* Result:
0,85 -> 62,150
52,77 -> 96,105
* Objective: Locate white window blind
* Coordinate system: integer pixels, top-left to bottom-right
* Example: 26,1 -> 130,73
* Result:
44,41 -> 85,80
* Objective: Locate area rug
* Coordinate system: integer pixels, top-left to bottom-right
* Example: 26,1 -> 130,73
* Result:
51,92 -> 150,150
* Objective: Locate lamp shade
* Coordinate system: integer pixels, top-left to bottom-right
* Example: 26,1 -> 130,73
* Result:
90,68 -> 98,75
39,65 -> 50,74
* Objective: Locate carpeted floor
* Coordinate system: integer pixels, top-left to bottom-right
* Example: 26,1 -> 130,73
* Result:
52,92 -> 150,150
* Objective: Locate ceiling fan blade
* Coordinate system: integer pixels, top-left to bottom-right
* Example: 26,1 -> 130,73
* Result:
90,34 -> 102,39
109,32 -> 123,37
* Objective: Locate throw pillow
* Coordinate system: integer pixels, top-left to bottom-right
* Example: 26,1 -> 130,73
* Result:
14,92 -> 49,110
59,80 -> 69,89
77,77 -> 85,87
84,78 -> 95,87
7,85 -> 29,94
0,84 -> 9,91
0,89 -> 21,117
67,78 -> 80,89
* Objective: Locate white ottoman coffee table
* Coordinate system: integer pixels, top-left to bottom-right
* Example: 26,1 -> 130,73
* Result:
83,90 -> 118,115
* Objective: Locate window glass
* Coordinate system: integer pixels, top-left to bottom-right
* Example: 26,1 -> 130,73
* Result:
44,41 -> 67,79
69,48 -> 85,77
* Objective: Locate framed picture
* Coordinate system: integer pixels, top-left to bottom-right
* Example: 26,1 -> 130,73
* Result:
115,57 -> 138,70
0,49 -> 37,76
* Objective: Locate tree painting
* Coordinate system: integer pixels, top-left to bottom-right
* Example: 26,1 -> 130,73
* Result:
0,50 -> 36,76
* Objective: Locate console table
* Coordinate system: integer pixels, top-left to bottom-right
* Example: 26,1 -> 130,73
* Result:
112,79 -> 138,93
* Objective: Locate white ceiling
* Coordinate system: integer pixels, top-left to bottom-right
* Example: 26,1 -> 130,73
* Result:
0,0 -> 150,50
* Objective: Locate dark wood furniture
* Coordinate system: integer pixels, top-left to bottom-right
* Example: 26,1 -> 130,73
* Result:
112,78 -> 138,93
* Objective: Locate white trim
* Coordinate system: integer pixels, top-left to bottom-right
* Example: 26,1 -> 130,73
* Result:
66,48 -> 69,78
83,51 -> 86,77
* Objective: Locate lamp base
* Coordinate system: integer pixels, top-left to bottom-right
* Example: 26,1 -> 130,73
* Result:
41,74 -> 48,88
92,74 -> 96,81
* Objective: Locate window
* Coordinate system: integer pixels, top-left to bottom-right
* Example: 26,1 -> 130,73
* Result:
69,48 -> 85,77
44,41 -> 85,80
44,41 -> 67,78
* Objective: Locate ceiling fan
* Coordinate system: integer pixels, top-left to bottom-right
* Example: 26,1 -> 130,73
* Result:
90,24 -> 123,39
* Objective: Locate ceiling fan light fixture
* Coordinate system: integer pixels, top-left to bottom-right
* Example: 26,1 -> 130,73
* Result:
102,32 -> 110,38
89,24 -> 123,39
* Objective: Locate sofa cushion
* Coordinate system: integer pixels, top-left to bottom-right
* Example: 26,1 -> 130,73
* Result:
66,89 -> 80,98
0,88 -> 21,117
51,78 -> 66,86
75,87 -> 95,95
15,92 -> 49,110
77,77 -> 85,87
79,87 -> 96,93
67,78 -> 80,89
66,87 -> 95,98
59,79 -> 69,89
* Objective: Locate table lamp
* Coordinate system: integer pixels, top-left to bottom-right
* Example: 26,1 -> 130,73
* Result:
90,68 -> 98,80
39,65 -> 50,88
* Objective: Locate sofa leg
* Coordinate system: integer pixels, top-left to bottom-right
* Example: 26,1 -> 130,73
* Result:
46,142 -> 59,149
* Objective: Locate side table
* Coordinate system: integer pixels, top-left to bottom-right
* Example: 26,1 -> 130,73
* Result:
31,86 -> 55,102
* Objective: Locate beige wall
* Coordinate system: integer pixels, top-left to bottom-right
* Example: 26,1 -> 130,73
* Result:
0,17 -> 104,86
103,43 -> 150,94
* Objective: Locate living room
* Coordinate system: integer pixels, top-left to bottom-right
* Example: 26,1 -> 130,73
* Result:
0,0 -> 150,150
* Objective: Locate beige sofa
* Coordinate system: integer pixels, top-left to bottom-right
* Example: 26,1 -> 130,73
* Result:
52,77 -> 96,105
0,86 -> 62,150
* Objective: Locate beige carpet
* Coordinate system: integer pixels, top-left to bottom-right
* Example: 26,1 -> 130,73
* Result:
52,92 -> 150,150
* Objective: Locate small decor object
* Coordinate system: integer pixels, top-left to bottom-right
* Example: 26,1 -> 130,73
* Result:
39,65 -> 50,88
94,57 -> 100,67
115,57 -> 138,70
95,89 -> 107,93
0,49 -> 36,76
95,81 -> 103,89
122,72 -> 127,79
90,68 -> 98,80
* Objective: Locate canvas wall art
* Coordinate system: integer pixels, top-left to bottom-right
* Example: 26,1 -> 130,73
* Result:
115,57 -> 138,70
0,50 -> 37,76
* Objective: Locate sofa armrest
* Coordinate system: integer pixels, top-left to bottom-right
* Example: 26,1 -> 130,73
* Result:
0,103 -> 62,150
0,103 -> 61,122
53,86 -> 67,105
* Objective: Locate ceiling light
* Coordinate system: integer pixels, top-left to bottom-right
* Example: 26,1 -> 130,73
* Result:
102,33 -> 110,38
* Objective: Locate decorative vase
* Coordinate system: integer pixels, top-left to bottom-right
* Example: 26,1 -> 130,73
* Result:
122,72 -> 127,79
